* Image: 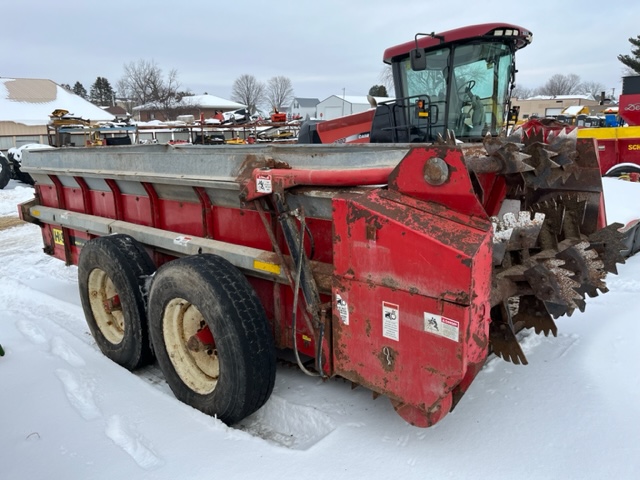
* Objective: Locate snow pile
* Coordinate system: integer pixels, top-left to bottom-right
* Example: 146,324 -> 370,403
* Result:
1,178 -> 639,479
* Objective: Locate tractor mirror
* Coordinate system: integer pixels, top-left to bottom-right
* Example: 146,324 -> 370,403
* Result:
410,49 -> 427,71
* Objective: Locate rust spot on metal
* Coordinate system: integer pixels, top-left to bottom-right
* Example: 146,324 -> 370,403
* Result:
472,332 -> 489,349
377,346 -> 397,372
381,276 -> 399,290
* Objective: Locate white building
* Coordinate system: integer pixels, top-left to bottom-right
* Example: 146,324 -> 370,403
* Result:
0,77 -> 115,150
316,95 -> 390,120
289,97 -> 320,120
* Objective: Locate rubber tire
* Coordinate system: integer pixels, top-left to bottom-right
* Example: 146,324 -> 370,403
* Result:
604,164 -> 640,178
148,254 -> 276,425
0,154 -> 10,190
78,234 -> 156,370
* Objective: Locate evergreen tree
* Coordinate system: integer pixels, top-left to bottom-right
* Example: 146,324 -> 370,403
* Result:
618,35 -> 640,74
368,85 -> 388,97
72,81 -> 88,99
89,77 -> 115,106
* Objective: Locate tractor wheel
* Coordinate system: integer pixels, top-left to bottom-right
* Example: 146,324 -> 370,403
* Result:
604,164 -> 640,180
0,154 -> 10,189
15,168 -> 35,185
148,254 -> 276,425
78,234 -> 156,370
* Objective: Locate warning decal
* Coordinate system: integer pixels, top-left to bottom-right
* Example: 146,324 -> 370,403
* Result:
382,301 -> 399,341
256,173 -> 272,194
52,228 -> 64,245
424,312 -> 459,342
336,293 -> 349,325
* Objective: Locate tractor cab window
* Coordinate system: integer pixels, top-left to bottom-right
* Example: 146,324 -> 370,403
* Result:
448,42 -> 513,138
397,41 -> 514,141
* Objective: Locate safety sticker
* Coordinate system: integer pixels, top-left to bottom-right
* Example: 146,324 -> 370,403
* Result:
173,235 -> 192,247
424,312 -> 459,342
382,301 -> 399,341
256,173 -> 272,194
336,293 -> 349,325
52,228 -> 64,245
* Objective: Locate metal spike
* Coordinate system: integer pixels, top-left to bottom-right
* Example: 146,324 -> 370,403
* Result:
588,223 -> 627,274
489,303 -> 529,365
514,295 -> 558,337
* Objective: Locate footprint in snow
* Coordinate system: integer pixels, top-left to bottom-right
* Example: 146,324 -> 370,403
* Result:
55,368 -> 101,421
51,336 -> 85,367
16,319 -> 47,344
105,415 -> 164,470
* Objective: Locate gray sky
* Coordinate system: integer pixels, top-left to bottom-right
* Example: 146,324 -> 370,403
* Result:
4,1 -> 639,102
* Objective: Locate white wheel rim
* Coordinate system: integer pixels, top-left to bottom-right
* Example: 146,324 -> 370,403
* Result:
88,268 -> 125,344
163,298 -> 219,395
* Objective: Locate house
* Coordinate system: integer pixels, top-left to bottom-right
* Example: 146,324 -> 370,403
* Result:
289,97 -> 320,120
103,105 -> 129,120
133,94 -> 246,122
0,77 -> 115,150
316,95 -> 390,120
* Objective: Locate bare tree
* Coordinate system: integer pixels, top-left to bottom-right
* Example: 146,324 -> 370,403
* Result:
536,73 -> 582,96
265,76 -> 294,112
118,59 -> 185,120
231,74 -> 265,114
379,66 -> 395,97
579,80 -> 608,101
511,84 -> 535,99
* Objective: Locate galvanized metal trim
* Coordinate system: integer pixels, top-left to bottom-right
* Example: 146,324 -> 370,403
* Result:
20,143 -> 411,190
29,204 -> 332,290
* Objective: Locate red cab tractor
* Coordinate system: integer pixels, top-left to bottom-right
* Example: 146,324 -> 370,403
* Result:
299,23 -> 531,145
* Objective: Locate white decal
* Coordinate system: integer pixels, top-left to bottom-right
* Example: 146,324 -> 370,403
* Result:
256,173 -> 272,194
173,235 -> 192,246
336,293 -> 349,325
382,301 -> 399,341
424,312 -> 459,342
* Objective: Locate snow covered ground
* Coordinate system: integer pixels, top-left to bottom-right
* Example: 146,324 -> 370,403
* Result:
1,178 -> 639,480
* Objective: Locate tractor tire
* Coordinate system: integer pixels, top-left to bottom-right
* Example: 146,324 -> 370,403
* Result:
0,154 -> 10,190
15,168 -> 35,186
78,234 -> 156,370
7,155 -> 35,185
604,164 -> 640,179
148,254 -> 276,425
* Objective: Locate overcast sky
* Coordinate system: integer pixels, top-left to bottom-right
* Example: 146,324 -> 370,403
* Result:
3,1 -> 639,102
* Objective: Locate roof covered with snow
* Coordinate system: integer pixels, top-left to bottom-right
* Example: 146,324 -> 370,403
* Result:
526,94 -> 595,101
321,95 -> 392,105
0,78 -> 115,126
562,105 -> 588,115
133,94 -> 246,111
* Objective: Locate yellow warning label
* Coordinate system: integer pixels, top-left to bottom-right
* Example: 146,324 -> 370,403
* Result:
253,259 -> 281,275
52,228 -> 64,245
